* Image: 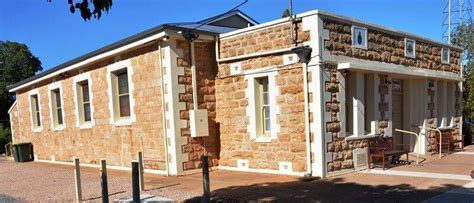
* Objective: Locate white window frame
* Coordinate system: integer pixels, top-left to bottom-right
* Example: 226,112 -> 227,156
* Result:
107,59 -> 136,126
404,38 -> 416,58
245,68 -> 280,143
351,26 -> 368,49
28,89 -> 42,133
441,48 -> 450,64
48,82 -> 65,131
73,72 -> 95,129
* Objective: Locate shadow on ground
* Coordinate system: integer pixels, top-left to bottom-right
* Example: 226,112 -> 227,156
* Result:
186,177 -> 461,202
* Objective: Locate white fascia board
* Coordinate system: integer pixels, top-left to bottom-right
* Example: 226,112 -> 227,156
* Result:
8,100 -> 17,114
337,61 -> 464,82
9,31 -> 168,93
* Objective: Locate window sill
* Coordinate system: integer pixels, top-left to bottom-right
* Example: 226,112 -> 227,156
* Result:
254,136 -> 273,143
79,123 -> 93,129
352,45 -> 368,50
32,127 -> 42,133
52,125 -> 65,131
113,118 -> 134,126
344,133 -> 379,141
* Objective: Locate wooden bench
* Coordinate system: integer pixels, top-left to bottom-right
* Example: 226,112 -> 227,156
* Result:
434,127 -> 464,154
368,136 -> 410,170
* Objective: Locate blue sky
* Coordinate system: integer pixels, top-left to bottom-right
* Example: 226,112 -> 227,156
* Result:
0,0 -> 447,70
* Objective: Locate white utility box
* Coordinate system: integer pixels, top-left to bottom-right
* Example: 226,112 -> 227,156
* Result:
189,109 -> 209,137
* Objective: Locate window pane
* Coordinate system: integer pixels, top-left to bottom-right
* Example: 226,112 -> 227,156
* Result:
57,109 -> 63,125
264,106 -> 270,119
55,91 -> 62,108
36,112 -> 41,126
84,103 -> 91,122
34,96 -> 39,111
119,95 -> 130,117
264,118 -> 271,132
81,83 -> 89,102
263,92 -> 269,105
117,72 -> 129,95
262,78 -> 268,92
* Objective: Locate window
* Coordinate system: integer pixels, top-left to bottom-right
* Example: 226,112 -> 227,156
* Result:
352,26 -> 367,49
245,70 -> 279,142
405,38 -> 416,58
116,71 -> 131,117
30,94 -> 41,129
74,73 -> 94,128
77,81 -> 92,123
255,77 -> 271,136
441,48 -> 450,64
50,89 -> 64,128
111,69 -> 132,121
107,59 -> 135,125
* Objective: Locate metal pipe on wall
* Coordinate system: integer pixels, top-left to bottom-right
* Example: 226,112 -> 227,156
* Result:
302,62 -> 312,176
158,40 -> 170,176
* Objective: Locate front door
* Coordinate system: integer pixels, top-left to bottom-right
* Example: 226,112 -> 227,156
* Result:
392,79 -> 404,150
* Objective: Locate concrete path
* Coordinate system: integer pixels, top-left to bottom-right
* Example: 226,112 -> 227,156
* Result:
362,145 -> 474,202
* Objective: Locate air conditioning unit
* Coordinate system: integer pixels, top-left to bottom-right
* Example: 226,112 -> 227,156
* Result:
190,109 -> 209,137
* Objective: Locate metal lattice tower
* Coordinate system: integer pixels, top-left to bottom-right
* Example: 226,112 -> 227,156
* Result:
442,0 -> 473,44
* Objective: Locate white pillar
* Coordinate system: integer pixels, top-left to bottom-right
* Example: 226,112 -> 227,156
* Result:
353,72 -> 365,135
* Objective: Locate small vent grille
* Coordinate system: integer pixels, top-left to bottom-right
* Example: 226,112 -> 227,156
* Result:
353,148 -> 368,170
237,159 -> 249,169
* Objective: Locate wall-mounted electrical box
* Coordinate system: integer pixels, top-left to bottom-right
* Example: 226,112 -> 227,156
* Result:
190,109 -> 209,137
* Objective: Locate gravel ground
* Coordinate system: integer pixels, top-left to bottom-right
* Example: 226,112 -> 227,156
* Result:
0,155 -> 471,202
0,158 -> 200,201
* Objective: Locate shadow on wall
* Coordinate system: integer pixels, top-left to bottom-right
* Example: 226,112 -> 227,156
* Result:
185,177 -> 461,202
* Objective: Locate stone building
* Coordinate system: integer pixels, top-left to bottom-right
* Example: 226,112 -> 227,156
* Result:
7,9 -> 463,178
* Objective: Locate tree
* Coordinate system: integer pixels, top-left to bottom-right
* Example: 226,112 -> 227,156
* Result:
451,23 -> 474,144
47,0 -> 113,21
282,9 -> 291,18
0,41 -> 42,127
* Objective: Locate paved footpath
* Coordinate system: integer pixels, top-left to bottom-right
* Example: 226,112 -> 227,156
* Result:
0,146 -> 473,202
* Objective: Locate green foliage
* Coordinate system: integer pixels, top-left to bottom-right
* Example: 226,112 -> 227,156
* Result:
47,0 -> 113,21
0,41 -> 42,123
0,124 -> 11,154
451,24 -> 474,139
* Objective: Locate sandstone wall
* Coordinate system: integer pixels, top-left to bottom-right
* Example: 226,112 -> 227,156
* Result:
216,22 -> 311,173
175,40 -> 220,171
323,64 -> 369,172
323,20 -> 462,74
14,44 -> 167,170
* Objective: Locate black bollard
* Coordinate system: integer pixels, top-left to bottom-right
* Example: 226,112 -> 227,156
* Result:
201,155 -> 210,203
100,159 -> 109,203
132,161 -> 140,203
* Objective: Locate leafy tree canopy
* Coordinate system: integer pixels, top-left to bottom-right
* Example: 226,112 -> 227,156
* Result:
0,41 -> 42,122
47,0 -> 113,21
282,9 -> 291,18
451,23 -> 474,139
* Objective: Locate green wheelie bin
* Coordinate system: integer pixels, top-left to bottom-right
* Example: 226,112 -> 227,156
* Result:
12,143 -> 33,162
